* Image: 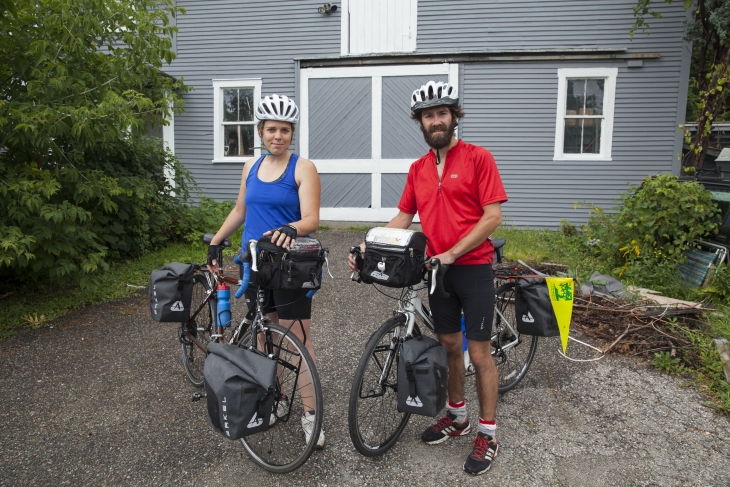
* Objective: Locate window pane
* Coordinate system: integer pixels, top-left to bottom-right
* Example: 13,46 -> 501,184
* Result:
582,119 -> 601,153
563,119 -> 602,154
566,79 -> 586,115
585,79 -> 604,116
223,124 -> 254,157
223,89 -> 238,122
239,88 -> 254,122
563,118 -> 582,154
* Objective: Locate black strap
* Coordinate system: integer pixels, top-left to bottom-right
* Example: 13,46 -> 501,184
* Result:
405,361 -> 416,398
257,386 -> 275,420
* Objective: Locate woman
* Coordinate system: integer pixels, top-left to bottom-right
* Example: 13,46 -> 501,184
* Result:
206,94 -> 324,448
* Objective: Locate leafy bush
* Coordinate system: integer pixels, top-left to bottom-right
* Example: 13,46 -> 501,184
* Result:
0,0 -> 193,288
582,174 -> 720,290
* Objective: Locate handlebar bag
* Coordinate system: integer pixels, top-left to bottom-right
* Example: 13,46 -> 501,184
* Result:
360,227 -> 427,288
514,279 -> 560,337
204,342 -> 278,440
397,334 -> 448,417
148,263 -> 194,322
254,237 -> 327,291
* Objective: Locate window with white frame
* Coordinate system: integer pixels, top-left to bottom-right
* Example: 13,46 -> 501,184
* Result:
554,68 -> 617,161
212,79 -> 262,162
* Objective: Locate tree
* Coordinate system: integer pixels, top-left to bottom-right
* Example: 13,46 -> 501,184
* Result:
633,0 -> 730,170
0,0 -> 192,287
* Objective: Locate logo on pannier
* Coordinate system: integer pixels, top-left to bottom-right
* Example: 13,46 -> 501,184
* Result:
406,395 -> 423,407
170,301 -> 185,312
248,412 -> 263,428
522,311 -> 535,323
377,260 -> 386,272
370,270 -> 390,281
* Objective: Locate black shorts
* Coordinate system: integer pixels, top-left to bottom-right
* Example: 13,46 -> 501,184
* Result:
244,287 -> 313,320
428,264 -> 495,341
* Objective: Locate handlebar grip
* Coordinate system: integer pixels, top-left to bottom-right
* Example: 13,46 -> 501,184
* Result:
235,262 -> 250,299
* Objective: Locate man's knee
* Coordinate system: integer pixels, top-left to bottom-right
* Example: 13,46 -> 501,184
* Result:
467,340 -> 495,369
438,332 -> 463,353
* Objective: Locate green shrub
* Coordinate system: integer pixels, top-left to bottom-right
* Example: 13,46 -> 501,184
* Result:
582,174 -> 720,290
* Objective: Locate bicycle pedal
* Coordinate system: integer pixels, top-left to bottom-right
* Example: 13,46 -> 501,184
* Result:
191,392 -> 206,402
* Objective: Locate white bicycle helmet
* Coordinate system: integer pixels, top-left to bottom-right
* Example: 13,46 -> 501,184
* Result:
410,81 -> 459,113
255,94 -> 299,123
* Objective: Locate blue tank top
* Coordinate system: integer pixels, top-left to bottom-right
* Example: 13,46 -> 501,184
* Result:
243,153 -> 302,245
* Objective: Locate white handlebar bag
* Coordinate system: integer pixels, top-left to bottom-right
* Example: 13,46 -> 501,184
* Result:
360,227 -> 427,288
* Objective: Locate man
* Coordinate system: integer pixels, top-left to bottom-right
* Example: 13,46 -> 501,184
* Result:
348,80 -> 507,475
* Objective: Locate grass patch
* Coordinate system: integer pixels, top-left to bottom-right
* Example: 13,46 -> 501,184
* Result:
0,242 -> 208,338
344,225 -> 371,233
317,224 -> 332,231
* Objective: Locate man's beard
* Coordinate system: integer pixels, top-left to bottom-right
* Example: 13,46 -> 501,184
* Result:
420,118 -> 457,150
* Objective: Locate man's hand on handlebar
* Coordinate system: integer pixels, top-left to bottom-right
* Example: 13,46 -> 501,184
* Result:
425,251 -> 455,269
347,242 -> 365,272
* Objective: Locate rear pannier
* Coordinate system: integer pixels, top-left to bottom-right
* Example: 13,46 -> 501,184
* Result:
360,227 -> 427,288
148,263 -> 194,322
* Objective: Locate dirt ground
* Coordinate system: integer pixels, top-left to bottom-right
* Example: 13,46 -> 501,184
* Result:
1,229 -> 729,486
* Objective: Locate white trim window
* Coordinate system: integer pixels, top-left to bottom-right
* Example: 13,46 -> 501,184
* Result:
554,68 -> 617,161
212,79 -> 262,163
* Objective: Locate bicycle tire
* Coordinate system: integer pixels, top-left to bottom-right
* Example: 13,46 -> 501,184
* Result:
238,323 -> 323,473
181,273 -> 214,387
348,314 -> 411,457
493,282 -> 538,393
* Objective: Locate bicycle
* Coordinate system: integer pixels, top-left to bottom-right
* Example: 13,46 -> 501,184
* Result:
346,239 -> 539,456
181,235 -> 324,473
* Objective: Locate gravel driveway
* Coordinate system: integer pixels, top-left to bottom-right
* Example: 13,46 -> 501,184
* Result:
1,229 -> 729,486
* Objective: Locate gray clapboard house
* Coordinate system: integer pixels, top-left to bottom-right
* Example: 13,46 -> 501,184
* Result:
159,0 -> 690,227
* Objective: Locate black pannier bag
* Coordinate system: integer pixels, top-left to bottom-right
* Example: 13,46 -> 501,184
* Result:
360,227 -> 427,288
253,237 -> 327,291
204,342 -> 278,440
148,263 -> 194,322
513,279 -> 560,337
397,334 -> 448,417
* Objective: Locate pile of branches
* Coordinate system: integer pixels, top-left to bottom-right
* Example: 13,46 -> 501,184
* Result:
571,294 -> 710,363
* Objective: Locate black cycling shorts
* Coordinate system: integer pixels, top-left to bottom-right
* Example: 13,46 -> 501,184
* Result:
428,264 -> 495,341
244,287 -> 312,320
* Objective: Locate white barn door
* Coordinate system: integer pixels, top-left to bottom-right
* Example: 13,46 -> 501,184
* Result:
299,64 -> 459,222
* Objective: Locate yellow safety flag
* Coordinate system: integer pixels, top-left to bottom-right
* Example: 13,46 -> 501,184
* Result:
545,277 -> 574,354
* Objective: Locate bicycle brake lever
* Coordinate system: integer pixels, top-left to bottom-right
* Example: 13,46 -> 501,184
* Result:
248,239 -> 258,272
429,258 -> 440,295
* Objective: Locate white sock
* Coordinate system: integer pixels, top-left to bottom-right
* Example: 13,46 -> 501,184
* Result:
448,400 -> 467,423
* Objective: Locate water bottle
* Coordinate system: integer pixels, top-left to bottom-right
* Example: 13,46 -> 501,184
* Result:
217,282 -> 231,328
460,316 -> 467,352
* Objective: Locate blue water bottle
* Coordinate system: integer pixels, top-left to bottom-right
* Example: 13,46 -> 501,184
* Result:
217,282 -> 231,328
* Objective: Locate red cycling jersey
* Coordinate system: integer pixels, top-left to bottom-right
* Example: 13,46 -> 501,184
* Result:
397,140 -> 507,265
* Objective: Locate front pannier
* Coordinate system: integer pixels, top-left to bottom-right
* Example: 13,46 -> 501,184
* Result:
397,334 -> 448,417
204,342 -> 278,440
514,279 -> 560,337
360,227 -> 427,288
253,237 -> 327,291
148,263 -> 194,322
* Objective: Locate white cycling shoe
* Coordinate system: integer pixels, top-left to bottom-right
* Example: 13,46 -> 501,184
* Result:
301,411 -> 325,449
270,396 -> 290,425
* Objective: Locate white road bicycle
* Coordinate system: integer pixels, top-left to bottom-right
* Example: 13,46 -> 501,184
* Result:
346,239 -> 539,456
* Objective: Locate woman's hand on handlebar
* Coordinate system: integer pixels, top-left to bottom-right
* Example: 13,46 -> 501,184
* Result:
264,224 -> 298,249
206,244 -> 220,275
347,242 -> 365,272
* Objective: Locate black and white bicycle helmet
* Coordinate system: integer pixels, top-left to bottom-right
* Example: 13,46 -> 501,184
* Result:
410,81 -> 459,113
255,94 -> 299,123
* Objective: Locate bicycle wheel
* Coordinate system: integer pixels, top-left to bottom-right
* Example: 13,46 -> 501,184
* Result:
181,273 -> 214,387
348,314 -> 411,457
239,323 -> 323,473
493,282 -> 538,393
